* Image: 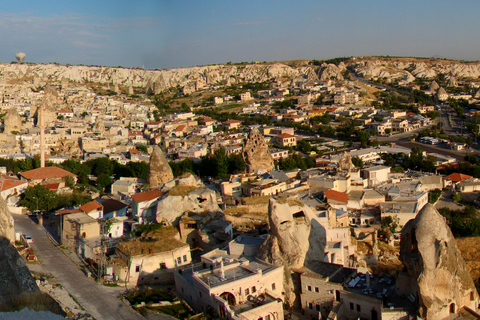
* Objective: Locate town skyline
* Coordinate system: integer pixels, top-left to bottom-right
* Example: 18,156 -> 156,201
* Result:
4,0 -> 480,69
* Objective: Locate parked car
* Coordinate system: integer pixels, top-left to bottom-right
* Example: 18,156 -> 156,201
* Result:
23,235 -> 33,243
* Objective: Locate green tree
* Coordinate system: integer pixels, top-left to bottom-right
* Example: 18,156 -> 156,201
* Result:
212,147 -> 229,179
97,173 -> 113,194
356,131 -> 371,147
351,156 -> 364,168
19,185 -> 58,212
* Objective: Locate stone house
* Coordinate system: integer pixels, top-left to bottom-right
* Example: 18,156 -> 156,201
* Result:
174,249 -> 284,319
274,133 -> 297,147
61,212 -> 100,255
112,227 -> 191,286
18,166 -> 77,186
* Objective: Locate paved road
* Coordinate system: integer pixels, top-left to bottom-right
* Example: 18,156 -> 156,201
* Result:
13,213 -> 144,320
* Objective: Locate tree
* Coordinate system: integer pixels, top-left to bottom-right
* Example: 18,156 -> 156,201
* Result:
19,185 -> 58,212
97,173 -> 113,194
351,156 -> 364,168
212,147 -> 229,179
356,131 -> 371,148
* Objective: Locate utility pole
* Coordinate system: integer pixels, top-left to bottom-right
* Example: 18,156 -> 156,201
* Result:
98,220 -> 110,281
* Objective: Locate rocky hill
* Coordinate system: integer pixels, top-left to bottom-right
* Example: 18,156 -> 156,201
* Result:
3,56 -> 480,95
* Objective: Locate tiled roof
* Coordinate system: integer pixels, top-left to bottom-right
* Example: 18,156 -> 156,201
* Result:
79,200 -> 103,214
444,173 -> 473,183
44,183 -> 60,191
55,209 -> 82,216
324,189 -> 348,204
132,189 -> 163,203
19,167 -> 76,181
0,175 -> 27,192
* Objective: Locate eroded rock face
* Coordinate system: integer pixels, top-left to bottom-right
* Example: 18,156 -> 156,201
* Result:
3,108 -> 22,134
338,152 -> 355,172
155,188 -> 221,225
149,145 -> 174,188
399,204 -> 478,319
257,198 -> 326,306
242,128 -> 274,173
0,196 -> 14,243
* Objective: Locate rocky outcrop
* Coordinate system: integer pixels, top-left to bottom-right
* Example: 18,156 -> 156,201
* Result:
0,196 -> 14,243
242,128 -> 274,173
3,108 -> 22,134
256,198 -> 326,306
149,146 -> 173,188
156,187 -> 221,225
337,152 -> 355,172
398,204 -> 478,319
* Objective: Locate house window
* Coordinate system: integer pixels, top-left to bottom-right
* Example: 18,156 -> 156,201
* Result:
307,286 -> 312,291
308,303 -> 313,310
350,303 -> 354,310
177,257 -> 182,265
160,263 -> 166,269
316,304 -> 320,311
272,283 -> 276,290
199,292 -> 202,298
252,286 -> 256,293
315,287 -> 319,293
135,265 -> 140,273
357,304 -> 361,312
183,255 -> 187,262
245,288 -> 250,295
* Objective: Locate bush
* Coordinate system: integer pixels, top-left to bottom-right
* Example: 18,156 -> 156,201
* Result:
428,189 -> 442,204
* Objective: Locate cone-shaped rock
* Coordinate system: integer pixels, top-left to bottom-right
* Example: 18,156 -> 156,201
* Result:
242,128 -> 274,173
399,203 -> 478,319
149,145 -> 173,188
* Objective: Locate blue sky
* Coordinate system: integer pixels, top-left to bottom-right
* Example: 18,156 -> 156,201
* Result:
3,1 -> 480,69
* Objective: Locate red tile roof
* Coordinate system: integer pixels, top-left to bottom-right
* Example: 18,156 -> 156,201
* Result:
55,209 -> 82,216
19,167 -> 76,181
444,173 -> 473,183
132,189 -> 163,203
324,189 -> 348,204
44,183 -> 60,191
79,200 -> 103,214
0,176 -> 27,191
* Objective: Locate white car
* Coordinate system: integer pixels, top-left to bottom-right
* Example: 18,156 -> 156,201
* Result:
23,235 -> 33,243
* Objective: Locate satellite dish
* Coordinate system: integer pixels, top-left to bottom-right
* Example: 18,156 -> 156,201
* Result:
15,52 -> 26,64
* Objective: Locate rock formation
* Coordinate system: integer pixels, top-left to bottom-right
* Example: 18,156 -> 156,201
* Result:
3,108 -> 22,134
156,187 -> 221,225
149,145 -> 174,188
337,152 -> 355,172
257,198 -> 326,306
0,196 -> 14,243
242,128 -> 274,173
398,204 -> 478,319
430,80 -> 440,91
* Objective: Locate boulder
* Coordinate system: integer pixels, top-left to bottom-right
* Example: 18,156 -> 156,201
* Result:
149,145 -> 174,188
242,128 -> 274,173
156,187 -> 221,225
399,204 -> 478,319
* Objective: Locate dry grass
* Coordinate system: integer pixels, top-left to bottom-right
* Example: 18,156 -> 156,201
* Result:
242,196 -> 271,205
276,198 -> 305,207
117,226 -> 186,256
223,206 -> 267,216
457,237 -> 480,287
168,185 -> 197,196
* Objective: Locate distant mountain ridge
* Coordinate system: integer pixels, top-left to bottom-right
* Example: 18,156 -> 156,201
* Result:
3,57 -> 480,94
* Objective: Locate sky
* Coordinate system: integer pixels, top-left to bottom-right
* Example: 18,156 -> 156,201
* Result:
3,1 -> 480,70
